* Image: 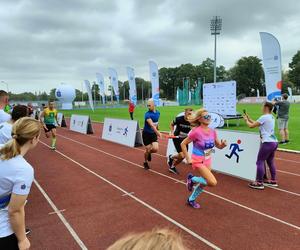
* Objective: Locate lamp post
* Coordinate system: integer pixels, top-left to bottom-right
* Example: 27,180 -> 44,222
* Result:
210,16 -> 222,83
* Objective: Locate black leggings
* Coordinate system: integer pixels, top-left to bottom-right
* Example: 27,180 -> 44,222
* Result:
0,234 -> 19,250
129,112 -> 134,120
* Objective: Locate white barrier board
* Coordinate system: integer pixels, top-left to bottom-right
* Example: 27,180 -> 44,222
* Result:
166,129 -> 260,181
70,115 -> 93,134
102,118 -> 143,147
203,81 -> 236,115
57,113 -> 67,127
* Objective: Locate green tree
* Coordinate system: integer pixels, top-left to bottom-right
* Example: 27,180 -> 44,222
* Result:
288,50 -> 300,91
229,56 -> 264,96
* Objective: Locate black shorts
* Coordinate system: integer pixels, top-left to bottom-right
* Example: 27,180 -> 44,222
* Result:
142,131 -> 158,146
44,124 -> 56,133
173,137 -> 188,153
0,233 -> 18,250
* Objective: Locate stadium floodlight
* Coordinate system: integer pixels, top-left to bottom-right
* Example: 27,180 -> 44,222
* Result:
210,16 -> 222,83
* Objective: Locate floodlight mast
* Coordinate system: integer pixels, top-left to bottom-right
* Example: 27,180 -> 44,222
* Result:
210,16 -> 222,83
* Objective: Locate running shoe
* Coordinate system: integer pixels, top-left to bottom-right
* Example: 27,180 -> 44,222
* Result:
147,153 -> 152,162
186,173 -> 194,191
169,166 -> 179,175
187,199 -> 201,209
143,162 -> 150,170
25,228 -> 31,235
167,155 -> 174,168
285,140 -> 290,143
248,182 -> 264,190
279,141 -> 287,145
263,180 -> 279,187
51,146 -> 56,150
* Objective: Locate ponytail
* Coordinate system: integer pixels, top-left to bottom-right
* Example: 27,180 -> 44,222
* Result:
0,117 -> 41,160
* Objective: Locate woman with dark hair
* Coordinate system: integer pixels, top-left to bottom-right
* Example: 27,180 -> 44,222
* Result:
243,102 -> 278,190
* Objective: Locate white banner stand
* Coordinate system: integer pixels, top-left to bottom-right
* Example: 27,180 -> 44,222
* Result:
57,113 -> 67,127
102,118 -> 143,147
166,129 -> 260,181
70,115 -> 94,134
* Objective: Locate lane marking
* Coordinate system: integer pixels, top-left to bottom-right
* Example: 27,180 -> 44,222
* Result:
39,141 -> 221,250
277,170 -> 300,177
34,179 -> 87,250
48,209 -> 66,215
55,134 -> 300,231
122,192 -> 134,196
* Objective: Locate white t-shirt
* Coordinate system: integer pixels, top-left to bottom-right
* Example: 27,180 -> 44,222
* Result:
0,155 -> 34,237
257,114 -> 278,143
0,122 -> 12,145
0,110 -> 11,124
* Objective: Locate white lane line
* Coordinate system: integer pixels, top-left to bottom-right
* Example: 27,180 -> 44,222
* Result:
277,170 -> 300,177
122,192 -> 134,196
34,179 -> 87,250
39,141 -> 221,250
48,209 -> 66,215
56,134 -> 300,231
276,157 -> 300,164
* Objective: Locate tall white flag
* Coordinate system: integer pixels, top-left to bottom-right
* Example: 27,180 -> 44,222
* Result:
96,73 -> 106,104
260,32 -> 282,101
84,80 -> 94,111
149,60 -> 160,106
126,67 -> 137,105
108,68 -> 120,102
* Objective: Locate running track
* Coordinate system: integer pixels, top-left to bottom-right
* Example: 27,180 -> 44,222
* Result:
25,121 -> 300,249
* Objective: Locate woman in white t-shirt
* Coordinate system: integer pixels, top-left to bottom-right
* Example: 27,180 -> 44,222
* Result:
0,105 -> 29,145
0,117 -> 41,250
243,102 -> 278,190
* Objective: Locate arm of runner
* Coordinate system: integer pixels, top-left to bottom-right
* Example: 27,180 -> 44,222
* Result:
146,118 -> 161,138
181,137 -> 192,164
243,114 -> 260,128
169,120 -> 175,136
8,194 -> 30,250
39,111 -> 47,130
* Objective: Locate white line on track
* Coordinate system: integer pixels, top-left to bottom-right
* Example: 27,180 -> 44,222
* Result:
277,170 -> 300,177
56,134 -> 300,231
34,179 -> 88,250
39,141 -> 221,250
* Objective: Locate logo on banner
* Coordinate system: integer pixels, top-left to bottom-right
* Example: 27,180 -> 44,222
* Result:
274,55 -> 278,60
109,124 -> 113,132
56,90 -> 62,97
123,126 -> 129,136
225,140 -> 244,163
130,76 -> 134,80
113,77 -> 116,81
152,72 -> 156,77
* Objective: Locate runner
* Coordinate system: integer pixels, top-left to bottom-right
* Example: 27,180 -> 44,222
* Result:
128,100 -> 135,120
0,105 -> 29,145
243,102 -> 278,189
39,100 -> 60,150
0,117 -> 41,250
167,108 -> 193,174
142,99 -> 161,170
181,108 -> 227,209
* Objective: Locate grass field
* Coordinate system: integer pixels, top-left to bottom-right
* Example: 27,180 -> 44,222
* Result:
61,103 -> 300,151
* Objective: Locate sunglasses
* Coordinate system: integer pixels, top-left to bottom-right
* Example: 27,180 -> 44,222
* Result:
147,105 -> 151,107
202,114 -> 211,120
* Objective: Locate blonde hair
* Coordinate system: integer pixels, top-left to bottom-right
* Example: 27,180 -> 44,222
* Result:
188,108 -> 208,127
0,117 -> 41,160
107,228 -> 188,250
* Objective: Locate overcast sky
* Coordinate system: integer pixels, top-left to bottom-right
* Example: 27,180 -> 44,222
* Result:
0,0 -> 299,93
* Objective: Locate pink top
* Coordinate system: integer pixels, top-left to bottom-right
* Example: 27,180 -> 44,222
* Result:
188,126 -> 217,156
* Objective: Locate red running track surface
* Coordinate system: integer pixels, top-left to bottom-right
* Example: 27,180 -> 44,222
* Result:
24,121 -> 300,250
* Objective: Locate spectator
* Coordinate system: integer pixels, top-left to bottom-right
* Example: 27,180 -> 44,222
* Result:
128,100 -> 135,120
274,93 -> 290,144
0,117 -> 41,250
243,102 -> 278,190
107,228 -> 187,250
0,90 -> 11,123
27,103 -> 34,118
0,105 -> 29,145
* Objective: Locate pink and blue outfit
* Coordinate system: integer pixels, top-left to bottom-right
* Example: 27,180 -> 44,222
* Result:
187,127 -> 217,206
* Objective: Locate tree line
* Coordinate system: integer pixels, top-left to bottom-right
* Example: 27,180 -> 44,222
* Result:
8,50 -> 300,102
